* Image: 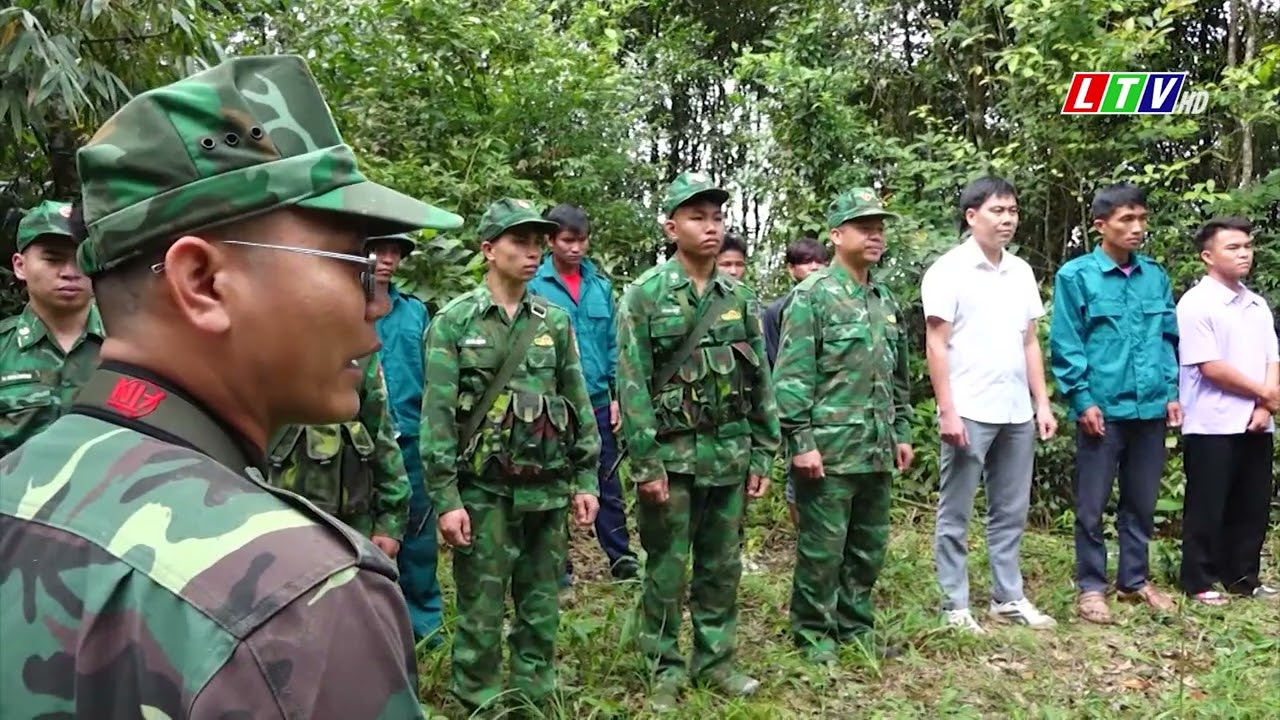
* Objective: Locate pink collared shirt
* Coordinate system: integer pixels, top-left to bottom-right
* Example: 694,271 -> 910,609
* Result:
1176,275 -> 1280,435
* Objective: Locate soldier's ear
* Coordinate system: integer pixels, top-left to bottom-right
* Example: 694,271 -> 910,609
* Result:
11,251 -> 26,281
480,238 -> 496,262
662,218 -> 678,241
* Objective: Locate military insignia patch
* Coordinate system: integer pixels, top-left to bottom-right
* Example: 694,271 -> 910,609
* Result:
462,337 -> 488,347
720,309 -> 742,321
859,191 -> 874,202
59,205 -> 73,217
534,334 -> 554,347
887,314 -> 897,324
516,199 -> 530,208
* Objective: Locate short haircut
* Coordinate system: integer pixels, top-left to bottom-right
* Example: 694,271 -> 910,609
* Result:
958,176 -> 1018,230
543,204 -> 590,236
1194,216 -> 1253,252
720,232 -> 747,257
785,236 -> 829,266
1091,183 -> 1148,221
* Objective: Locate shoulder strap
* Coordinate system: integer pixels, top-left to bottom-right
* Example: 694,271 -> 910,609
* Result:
651,291 -> 736,394
458,298 -> 548,448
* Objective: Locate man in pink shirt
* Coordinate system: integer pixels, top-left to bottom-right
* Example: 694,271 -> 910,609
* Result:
1176,216 -> 1280,605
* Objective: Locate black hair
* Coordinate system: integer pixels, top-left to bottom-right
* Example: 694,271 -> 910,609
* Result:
1091,183 -> 1148,222
1194,216 -> 1253,252
543,203 -> 590,236
719,232 -> 748,257
785,237 -> 829,266
958,176 -> 1018,231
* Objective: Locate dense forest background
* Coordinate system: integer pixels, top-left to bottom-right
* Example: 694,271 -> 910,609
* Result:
3,0 -> 1279,536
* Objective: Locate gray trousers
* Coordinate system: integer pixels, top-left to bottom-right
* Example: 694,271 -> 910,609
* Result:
935,418 -> 1035,611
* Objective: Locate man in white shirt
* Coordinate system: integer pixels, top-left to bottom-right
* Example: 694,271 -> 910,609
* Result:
921,176 -> 1059,633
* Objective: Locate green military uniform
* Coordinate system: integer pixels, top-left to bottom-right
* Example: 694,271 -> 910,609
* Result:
615,173 -> 781,691
773,189 -> 913,657
0,201 -> 105,455
267,351 -> 411,540
0,55 -> 464,718
420,199 -> 601,711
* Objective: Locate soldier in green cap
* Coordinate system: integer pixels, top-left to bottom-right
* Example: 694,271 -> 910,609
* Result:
420,198 -> 601,712
615,171 -> 781,709
0,200 -> 104,454
773,188 -> 915,663
0,55 -> 464,718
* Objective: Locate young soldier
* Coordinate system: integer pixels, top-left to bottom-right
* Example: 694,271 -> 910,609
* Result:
1049,183 -> 1179,623
0,200 -> 104,455
774,188 -> 914,663
367,232 -> 444,644
1177,217 -> 1279,604
528,204 -> 640,583
616,171 -> 781,710
0,55 -> 463,717
716,231 -> 749,281
420,198 -> 601,712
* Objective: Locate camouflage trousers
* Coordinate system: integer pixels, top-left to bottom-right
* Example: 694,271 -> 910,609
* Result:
451,485 -> 569,711
790,472 -> 891,652
635,473 -> 744,682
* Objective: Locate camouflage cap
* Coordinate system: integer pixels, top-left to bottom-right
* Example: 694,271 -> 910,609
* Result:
661,171 -> 729,217
75,54 -> 465,276
476,198 -> 559,243
16,200 -> 74,252
827,188 -> 900,228
365,233 -> 415,257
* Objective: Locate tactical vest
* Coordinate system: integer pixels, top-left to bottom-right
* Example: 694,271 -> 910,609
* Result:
266,358 -> 378,525
646,293 -> 760,438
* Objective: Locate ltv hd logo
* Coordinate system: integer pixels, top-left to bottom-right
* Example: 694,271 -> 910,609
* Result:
1061,72 -> 1209,115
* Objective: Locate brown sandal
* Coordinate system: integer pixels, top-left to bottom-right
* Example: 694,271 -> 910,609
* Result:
1118,584 -> 1176,612
1077,590 -> 1113,624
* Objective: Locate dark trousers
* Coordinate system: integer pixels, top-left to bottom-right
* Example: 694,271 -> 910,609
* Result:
565,405 -> 635,578
1180,432 -> 1275,595
1072,420 -> 1167,593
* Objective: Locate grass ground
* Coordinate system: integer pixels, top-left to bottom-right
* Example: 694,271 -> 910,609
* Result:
416,493 -> 1280,719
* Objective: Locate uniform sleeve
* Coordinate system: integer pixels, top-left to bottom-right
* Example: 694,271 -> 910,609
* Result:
1157,270 -> 1180,401
774,288 -> 819,458
1049,270 -> 1096,417
558,321 -> 602,495
190,566 -> 424,720
891,298 -> 914,445
605,281 -> 619,399
420,317 -> 464,513
615,285 -> 664,485
360,353 -> 410,540
762,298 -> 782,368
743,290 -> 781,477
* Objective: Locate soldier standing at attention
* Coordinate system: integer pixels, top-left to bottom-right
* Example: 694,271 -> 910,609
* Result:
615,171 -> 781,711
0,200 -> 104,455
367,232 -> 445,644
773,188 -> 915,664
420,198 -> 601,713
0,55 -> 464,717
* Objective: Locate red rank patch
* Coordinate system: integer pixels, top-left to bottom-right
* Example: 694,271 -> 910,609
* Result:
105,378 -> 167,419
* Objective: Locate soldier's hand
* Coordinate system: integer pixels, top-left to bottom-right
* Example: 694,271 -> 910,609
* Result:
439,508 -> 472,547
746,473 -> 769,499
371,535 -> 401,558
637,475 -> 669,505
895,444 -> 915,472
573,493 -> 600,526
791,449 -> 825,480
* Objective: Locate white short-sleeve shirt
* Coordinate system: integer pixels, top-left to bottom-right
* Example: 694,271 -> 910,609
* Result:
920,237 -> 1045,424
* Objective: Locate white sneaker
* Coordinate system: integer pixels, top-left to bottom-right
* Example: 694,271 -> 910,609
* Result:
988,598 -> 1057,629
944,608 -> 988,634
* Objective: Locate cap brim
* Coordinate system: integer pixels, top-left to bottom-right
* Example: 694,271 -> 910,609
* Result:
831,208 -> 901,227
670,188 -> 730,214
364,234 -> 416,256
297,180 -> 464,235
486,218 -> 560,242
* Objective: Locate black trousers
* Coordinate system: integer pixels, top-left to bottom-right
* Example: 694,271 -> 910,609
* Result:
1180,432 -> 1275,595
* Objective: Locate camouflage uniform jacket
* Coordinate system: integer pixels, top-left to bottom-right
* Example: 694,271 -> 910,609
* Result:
0,303 -> 104,455
772,264 -> 913,473
268,351 -> 410,540
419,284 -> 601,515
0,363 -> 423,719
615,259 -> 781,486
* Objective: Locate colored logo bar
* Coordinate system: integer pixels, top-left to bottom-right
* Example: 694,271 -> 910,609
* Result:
1061,72 -> 1208,114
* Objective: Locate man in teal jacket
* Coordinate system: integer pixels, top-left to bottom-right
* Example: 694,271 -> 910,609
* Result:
369,232 -> 443,645
528,204 -> 639,582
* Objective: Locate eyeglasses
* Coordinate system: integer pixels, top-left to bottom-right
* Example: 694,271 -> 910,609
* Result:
149,240 -> 379,300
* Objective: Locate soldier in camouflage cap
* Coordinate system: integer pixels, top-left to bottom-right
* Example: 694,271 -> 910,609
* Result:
773,187 -> 914,663
0,200 -> 103,455
616,171 -> 781,710
0,55 -> 463,718
421,198 -> 601,712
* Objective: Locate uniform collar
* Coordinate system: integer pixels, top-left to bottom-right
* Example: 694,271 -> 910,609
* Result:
828,262 -> 880,297
663,257 -> 735,295
15,302 -> 105,351
1090,245 -> 1147,273
474,282 -> 538,319
537,254 -> 597,280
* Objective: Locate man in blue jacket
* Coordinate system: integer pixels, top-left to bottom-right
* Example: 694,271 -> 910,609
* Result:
529,204 -> 639,582
368,232 -> 443,644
